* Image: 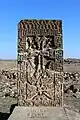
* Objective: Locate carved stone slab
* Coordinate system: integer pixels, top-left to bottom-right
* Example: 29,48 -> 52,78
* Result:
17,20 -> 63,106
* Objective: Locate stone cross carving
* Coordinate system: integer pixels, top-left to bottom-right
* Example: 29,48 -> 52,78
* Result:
17,20 -> 63,106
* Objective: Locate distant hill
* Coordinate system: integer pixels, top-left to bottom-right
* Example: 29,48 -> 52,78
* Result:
0,58 -> 80,64
64,58 -> 80,64
0,59 -> 17,61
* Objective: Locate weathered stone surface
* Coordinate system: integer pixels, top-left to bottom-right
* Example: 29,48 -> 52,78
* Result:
17,20 -> 63,106
8,107 -> 80,120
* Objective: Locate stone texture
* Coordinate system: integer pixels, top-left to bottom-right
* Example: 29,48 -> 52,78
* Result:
17,20 -> 63,106
8,107 -> 80,120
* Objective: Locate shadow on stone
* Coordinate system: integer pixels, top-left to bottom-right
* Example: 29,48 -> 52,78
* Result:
0,112 -> 10,120
10,103 -> 18,114
0,103 -> 18,120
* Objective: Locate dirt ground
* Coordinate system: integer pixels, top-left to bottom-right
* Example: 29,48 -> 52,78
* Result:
64,64 -> 80,72
0,60 -> 16,71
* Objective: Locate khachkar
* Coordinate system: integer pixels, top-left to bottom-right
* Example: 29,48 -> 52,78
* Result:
17,20 -> 63,107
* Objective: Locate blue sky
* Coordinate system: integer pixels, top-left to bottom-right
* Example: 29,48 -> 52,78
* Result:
0,0 -> 80,59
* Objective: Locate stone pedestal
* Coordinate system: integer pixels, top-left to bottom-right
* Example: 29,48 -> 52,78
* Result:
8,107 -> 80,120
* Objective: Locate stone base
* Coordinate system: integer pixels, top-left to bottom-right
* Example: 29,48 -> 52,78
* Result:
8,107 -> 80,120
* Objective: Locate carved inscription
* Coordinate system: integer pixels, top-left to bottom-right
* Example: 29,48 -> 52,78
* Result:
27,109 -> 47,118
